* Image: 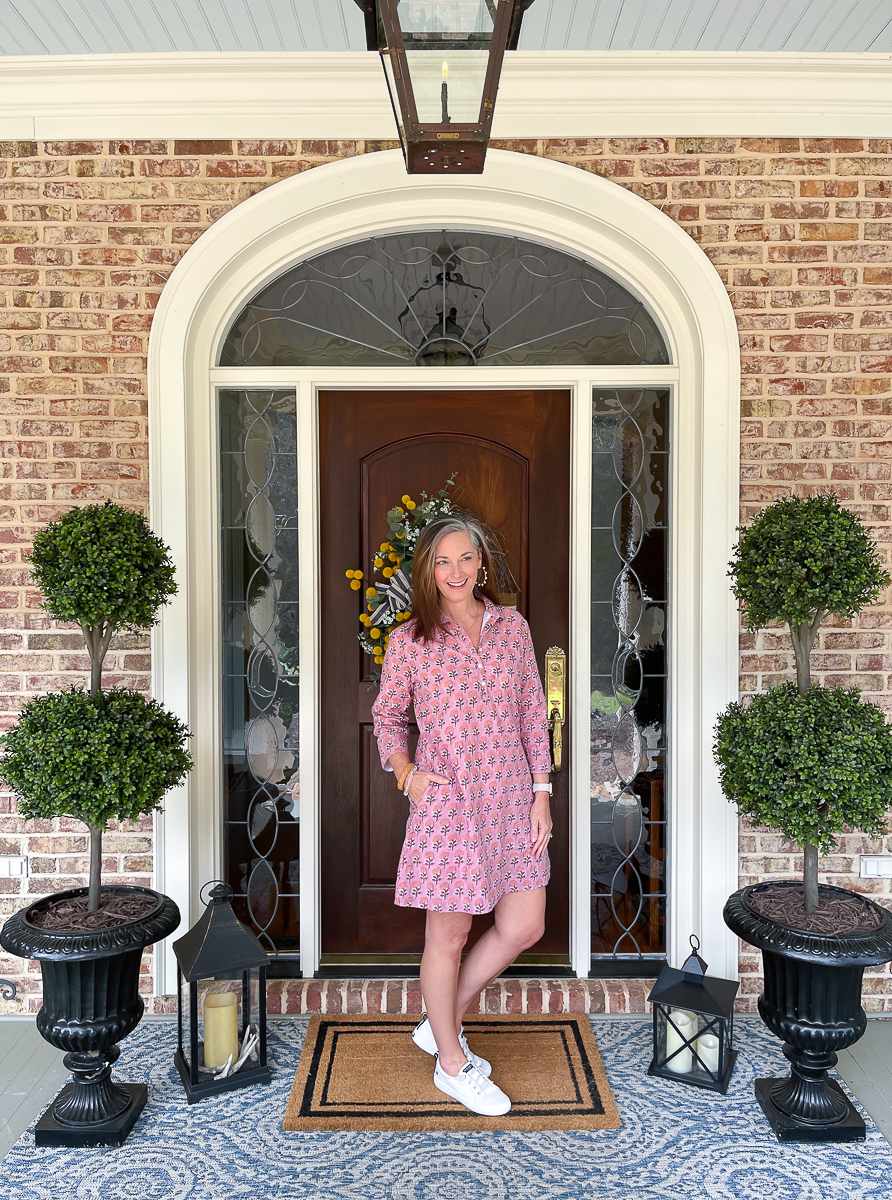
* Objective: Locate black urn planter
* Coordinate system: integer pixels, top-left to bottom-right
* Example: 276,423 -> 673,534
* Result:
0,885 -> 179,1147
724,880 -> 892,1142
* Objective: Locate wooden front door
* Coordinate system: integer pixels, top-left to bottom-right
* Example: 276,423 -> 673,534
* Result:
320,390 -> 571,964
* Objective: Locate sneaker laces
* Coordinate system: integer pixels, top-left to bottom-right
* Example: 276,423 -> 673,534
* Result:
458,1062 -> 487,1094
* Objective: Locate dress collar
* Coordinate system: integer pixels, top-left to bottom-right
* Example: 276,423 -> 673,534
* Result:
440,595 -> 503,637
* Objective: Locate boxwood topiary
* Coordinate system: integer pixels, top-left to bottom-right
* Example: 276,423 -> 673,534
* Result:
727,493 -> 889,694
29,500 -> 176,695
0,501 -> 191,912
716,492 -> 892,912
1,689 -> 192,908
715,682 -> 892,856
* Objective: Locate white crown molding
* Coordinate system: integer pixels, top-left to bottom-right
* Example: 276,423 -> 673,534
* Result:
0,50 -> 891,140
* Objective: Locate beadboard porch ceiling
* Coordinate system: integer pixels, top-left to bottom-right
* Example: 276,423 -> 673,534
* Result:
1,0 -> 891,57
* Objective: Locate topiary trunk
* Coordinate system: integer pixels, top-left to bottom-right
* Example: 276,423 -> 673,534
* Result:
87,822 -> 103,913
83,622 -> 111,913
790,616 -> 824,912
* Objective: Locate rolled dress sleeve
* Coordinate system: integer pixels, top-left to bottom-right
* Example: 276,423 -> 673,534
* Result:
517,620 -> 552,774
371,627 -> 413,769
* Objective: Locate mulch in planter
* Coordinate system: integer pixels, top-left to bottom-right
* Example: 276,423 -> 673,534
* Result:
27,890 -> 159,932
749,883 -> 885,936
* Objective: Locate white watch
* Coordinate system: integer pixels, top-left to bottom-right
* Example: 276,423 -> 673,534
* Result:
533,783 -> 552,795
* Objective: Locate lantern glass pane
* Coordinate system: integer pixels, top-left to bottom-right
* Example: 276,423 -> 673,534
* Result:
406,50 -> 489,124
399,1 -> 492,32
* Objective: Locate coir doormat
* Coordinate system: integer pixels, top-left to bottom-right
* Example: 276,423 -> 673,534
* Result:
283,1013 -> 622,1131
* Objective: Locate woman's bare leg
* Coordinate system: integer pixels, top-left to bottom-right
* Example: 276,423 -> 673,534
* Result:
454,889 -> 546,1024
420,910 -> 473,1076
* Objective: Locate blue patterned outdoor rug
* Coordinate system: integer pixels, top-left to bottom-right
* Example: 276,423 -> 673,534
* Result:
1,1017 -> 890,1200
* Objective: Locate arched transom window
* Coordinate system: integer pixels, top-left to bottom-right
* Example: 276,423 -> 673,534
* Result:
220,230 -> 669,368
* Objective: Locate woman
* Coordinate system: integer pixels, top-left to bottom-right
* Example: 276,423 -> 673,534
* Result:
372,514 -> 553,1116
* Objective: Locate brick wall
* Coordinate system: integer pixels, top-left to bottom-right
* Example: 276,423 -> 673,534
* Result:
0,136 -> 891,1012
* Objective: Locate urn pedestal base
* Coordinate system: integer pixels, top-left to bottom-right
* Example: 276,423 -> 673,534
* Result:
0,885 -> 180,1149
754,1078 -> 865,1143
35,1083 -> 148,1148
724,882 -> 892,1143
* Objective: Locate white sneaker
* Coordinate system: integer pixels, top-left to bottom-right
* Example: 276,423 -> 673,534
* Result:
434,1059 -> 512,1116
411,1014 -> 492,1077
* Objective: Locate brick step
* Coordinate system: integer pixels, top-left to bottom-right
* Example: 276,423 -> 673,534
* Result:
147,977 -> 657,1016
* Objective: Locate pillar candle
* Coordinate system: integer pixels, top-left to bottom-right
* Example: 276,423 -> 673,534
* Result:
664,1009 -> 694,1073
695,1032 -> 720,1075
204,992 -> 239,1069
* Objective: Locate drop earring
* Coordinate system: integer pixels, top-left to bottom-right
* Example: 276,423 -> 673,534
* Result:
477,566 -> 488,585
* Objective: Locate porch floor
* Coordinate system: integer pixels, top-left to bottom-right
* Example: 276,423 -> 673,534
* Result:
2,1013 -> 891,1164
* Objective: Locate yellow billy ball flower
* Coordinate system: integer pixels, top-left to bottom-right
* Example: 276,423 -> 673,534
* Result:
350,579 -> 361,590
382,567 -> 393,578
389,553 -> 399,562
366,587 -> 376,597
345,569 -> 355,579
370,628 -> 380,640
355,570 -> 363,579
401,494 -> 410,504
374,557 -> 384,568
406,500 -> 416,510
380,542 -> 390,552
359,614 -> 370,626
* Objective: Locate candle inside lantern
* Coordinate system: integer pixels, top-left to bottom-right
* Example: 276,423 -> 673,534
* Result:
203,992 -> 239,1069
441,60 -> 451,123
695,1032 -> 720,1075
664,1008 -> 695,1074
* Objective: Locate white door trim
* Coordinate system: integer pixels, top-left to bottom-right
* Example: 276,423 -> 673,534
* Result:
148,148 -> 740,991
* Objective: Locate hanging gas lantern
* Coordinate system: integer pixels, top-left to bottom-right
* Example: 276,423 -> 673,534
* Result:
172,882 -> 271,1103
647,935 -> 739,1095
355,0 -> 534,174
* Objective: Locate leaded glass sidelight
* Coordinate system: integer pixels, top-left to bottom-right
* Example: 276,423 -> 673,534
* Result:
591,389 -> 669,968
221,390 -> 299,957
219,230 -> 669,369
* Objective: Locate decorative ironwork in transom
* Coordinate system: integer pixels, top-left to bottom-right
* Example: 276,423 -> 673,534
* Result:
219,230 -> 670,368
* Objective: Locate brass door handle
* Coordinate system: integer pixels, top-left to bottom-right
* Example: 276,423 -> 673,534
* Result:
545,647 -> 566,773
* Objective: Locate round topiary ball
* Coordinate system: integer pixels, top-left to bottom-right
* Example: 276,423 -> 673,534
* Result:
0,687 -> 192,830
728,492 -> 889,632
714,682 -> 892,855
29,500 -> 176,632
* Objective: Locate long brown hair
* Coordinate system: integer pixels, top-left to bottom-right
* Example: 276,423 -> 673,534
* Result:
410,514 -> 500,643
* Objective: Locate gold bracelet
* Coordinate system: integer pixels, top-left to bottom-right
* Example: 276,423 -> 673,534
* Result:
396,762 -> 415,791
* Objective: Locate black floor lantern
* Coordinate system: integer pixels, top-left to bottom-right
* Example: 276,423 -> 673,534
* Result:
647,936 -> 739,1095
173,882 -> 271,1103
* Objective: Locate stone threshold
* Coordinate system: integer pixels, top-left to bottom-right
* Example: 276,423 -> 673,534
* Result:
146,977 -> 657,1016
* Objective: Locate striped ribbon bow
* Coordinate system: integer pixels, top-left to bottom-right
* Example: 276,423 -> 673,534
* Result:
369,567 -> 412,627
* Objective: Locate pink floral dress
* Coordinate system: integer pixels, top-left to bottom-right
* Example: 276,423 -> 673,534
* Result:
372,598 -> 552,914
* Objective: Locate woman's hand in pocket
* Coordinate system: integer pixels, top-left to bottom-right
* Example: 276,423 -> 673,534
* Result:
407,770 -> 450,806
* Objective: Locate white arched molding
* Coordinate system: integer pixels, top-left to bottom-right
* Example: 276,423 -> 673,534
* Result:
148,149 -> 740,992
